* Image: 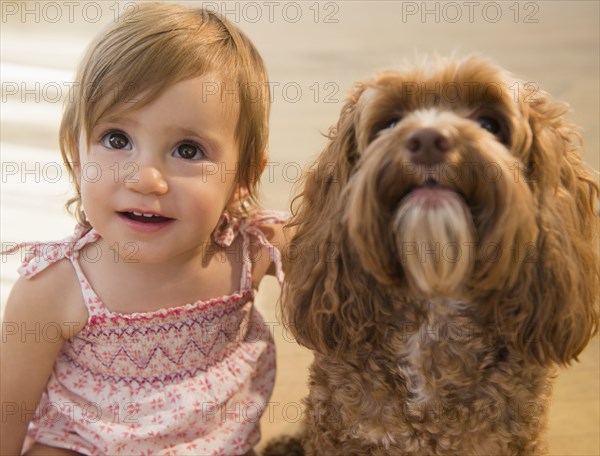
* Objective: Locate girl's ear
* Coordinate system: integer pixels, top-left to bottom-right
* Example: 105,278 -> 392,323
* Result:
225,185 -> 250,214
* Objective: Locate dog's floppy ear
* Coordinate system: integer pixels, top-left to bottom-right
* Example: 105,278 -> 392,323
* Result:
500,89 -> 599,366
282,84 -> 388,356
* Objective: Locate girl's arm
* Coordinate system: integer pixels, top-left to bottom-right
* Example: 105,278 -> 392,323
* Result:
0,260 -> 86,455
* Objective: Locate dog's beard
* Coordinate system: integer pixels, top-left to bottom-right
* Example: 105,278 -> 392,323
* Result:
392,189 -> 475,297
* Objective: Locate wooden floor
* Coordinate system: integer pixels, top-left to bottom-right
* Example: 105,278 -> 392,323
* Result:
1,1 -> 598,455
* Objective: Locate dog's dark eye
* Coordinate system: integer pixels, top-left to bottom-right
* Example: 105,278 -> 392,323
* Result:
386,118 -> 400,129
382,117 -> 401,130
370,116 -> 403,143
477,116 -> 501,135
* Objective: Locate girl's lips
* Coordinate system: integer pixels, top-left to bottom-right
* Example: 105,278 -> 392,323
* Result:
117,211 -> 175,233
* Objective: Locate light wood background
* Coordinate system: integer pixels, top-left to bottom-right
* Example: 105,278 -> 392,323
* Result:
1,1 -> 598,454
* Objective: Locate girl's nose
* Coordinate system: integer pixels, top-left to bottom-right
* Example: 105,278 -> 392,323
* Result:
124,165 -> 168,195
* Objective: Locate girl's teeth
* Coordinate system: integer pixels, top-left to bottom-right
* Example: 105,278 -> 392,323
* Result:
132,211 -> 156,218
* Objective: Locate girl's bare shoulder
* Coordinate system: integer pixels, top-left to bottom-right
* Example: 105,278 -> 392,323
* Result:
3,259 -> 87,339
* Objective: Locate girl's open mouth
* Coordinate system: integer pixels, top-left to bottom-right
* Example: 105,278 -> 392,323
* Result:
119,211 -> 174,224
117,211 -> 175,233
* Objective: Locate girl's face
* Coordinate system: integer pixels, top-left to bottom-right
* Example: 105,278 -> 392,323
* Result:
76,75 -> 241,264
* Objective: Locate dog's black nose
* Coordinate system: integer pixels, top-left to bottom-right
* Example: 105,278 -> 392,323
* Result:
405,128 -> 452,164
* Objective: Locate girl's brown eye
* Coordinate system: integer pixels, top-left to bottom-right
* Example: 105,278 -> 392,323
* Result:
109,134 -> 128,149
102,131 -> 131,150
173,142 -> 205,160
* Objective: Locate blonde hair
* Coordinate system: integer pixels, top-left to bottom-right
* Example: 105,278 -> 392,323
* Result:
59,2 -> 270,226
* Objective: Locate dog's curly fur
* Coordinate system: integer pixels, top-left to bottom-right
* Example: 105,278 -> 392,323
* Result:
264,56 -> 599,456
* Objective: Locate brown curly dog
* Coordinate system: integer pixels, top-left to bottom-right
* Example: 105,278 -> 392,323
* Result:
264,56 -> 599,456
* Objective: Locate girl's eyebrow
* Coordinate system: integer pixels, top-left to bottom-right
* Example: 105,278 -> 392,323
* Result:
172,126 -> 203,138
97,120 -> 204,140
97,115 -> 138,126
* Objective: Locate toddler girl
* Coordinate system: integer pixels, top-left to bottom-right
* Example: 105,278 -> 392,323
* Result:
1,3 -> 288,455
